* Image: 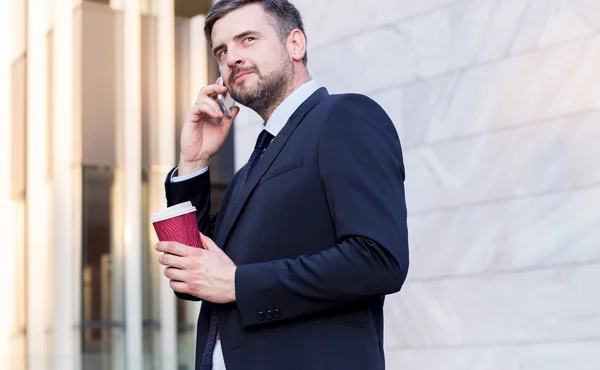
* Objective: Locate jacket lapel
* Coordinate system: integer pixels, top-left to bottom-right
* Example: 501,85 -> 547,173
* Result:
215,87 -> 329,248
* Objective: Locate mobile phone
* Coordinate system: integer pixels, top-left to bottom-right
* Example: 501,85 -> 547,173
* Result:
217,76 -> 232,118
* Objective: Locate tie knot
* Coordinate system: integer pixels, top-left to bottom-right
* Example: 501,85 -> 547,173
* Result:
255,129 -> 274,150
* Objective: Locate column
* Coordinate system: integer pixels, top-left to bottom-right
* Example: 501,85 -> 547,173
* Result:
110,173 -> 126,370
52,0 -> 81,369
0,1 -> 15,368
27,0 -> 52,368
107,2 -> 127,370
156,1 -> 177,368
189,14 -> 208,106
121,0 -> 143,368
185,11 -> 208,330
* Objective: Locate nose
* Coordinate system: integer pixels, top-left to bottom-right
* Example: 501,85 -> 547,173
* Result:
226,46 -> 244,68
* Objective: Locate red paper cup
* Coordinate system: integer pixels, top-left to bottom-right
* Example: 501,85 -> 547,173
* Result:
151,201 -> 203,248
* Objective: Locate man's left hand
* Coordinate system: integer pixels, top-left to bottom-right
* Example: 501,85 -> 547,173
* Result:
156,233 -> 237,303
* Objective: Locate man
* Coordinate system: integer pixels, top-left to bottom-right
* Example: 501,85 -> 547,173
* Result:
155,1 -> 409,369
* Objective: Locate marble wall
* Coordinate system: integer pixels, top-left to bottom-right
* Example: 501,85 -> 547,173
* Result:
234,0 -> 600,368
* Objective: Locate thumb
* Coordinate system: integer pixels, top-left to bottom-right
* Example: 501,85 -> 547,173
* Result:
199,232 -> 222,253
219,105 -> 240,133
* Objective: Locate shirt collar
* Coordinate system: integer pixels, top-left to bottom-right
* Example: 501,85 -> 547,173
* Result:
264,80 -> 320,137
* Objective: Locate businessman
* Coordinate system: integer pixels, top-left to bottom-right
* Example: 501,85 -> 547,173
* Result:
155,1 -> 409,369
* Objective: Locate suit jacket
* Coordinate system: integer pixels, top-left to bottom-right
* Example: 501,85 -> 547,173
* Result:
164,87 -> 409,370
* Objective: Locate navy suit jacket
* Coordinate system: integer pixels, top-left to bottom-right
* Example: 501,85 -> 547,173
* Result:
164,87 -> 409,370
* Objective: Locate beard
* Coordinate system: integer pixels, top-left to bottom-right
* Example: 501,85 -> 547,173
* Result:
228,57 -> 293,118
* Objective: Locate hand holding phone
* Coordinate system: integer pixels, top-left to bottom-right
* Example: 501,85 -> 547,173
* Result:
217,76 -> 232,118
178,77 -> 238,176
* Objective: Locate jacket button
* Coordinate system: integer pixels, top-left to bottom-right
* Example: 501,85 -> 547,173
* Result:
265,310 -> 273,320
257,311 -> 265,321
273,308 -> 281,318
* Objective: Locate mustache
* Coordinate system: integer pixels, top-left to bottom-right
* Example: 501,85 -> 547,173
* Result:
229,66 -> 259,84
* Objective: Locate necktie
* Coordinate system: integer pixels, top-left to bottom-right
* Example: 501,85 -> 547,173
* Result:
238,129 -> 274,196
200,129 -> 274,370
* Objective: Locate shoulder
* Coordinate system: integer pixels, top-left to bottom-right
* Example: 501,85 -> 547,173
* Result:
318,92 -> 387,115
314,92 -> 399,141
315,92 -> 406,178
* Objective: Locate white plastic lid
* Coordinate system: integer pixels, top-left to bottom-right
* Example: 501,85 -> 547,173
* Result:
150,201 -> 197,223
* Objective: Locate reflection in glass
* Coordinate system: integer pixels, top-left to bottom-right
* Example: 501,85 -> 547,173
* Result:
81,166 -> 125,370
10,52 -> 28,370
82,0 -> 110,5
12,202 -> 27,370
142,169 -> 162,369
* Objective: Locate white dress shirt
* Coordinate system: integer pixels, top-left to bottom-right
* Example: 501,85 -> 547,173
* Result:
171,80 -> 320,369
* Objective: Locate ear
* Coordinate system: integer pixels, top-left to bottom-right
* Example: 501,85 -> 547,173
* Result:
287,29 -> 307,63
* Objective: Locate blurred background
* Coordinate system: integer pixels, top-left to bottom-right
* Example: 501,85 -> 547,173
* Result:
1,0 -> 598,369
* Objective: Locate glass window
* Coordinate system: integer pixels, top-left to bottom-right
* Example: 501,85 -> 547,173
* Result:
81,165 -> 126,370
174,0 -> 212,18
142,169 -> 162,369
10,54 -> 26,201
10,51 -> 28,370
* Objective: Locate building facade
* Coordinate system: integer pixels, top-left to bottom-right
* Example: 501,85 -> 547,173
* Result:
1,1 -> 230,369
286,0 -> 600,369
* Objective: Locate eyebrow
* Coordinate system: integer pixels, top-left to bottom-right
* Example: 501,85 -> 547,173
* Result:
212,30 -> 262,56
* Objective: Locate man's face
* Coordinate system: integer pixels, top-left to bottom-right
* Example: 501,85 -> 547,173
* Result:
210,4 -> 293,115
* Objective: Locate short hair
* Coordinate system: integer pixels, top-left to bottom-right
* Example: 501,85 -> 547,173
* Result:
204,0 -> 308,65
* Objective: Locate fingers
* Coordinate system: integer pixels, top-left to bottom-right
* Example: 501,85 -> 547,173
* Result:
199,233 -> 228,259
218,106 -> 240,134
199,232 -> 219,251
197,83 -> 227,99
163,266 -> 186,281
155,241 -> 192,257
189,80 -> 233,121
157,252 -> 186,269
193,100 -> 223,119
169,280 -> 190,294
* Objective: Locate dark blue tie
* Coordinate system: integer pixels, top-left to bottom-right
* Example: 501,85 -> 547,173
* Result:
200,129 -> 274,370
236,129 -> 274,201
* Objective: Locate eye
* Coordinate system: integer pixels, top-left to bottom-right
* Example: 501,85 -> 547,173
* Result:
244,37 -> 255,43
217,49 -> 227,58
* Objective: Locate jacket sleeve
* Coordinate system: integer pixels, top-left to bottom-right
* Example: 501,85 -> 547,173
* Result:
163,167 -> 216,301
234,94 -> 409,327
164,166 -> 216,236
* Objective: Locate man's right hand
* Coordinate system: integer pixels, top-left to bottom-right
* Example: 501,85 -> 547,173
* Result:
178,78 -> 240,176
